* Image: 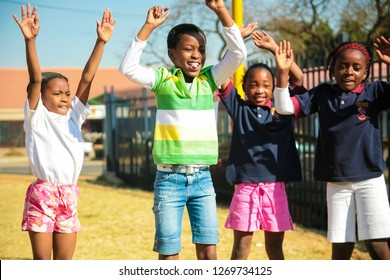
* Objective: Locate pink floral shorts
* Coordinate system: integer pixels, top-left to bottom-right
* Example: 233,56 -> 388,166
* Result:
21,179 -> 81,233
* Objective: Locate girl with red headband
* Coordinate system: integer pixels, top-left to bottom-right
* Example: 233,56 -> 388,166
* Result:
273,37 -> 390,260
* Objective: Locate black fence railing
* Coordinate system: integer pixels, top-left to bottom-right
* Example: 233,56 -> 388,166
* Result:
104,61 -> 390,231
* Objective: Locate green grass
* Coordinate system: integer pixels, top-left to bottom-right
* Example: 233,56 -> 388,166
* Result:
0,174 -> 370,260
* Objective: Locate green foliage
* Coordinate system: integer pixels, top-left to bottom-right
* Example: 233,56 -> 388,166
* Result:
245,0 -> 390,67
141,0 -> 390,68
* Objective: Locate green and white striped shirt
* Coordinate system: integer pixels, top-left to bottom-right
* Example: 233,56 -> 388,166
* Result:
151,66 -> 218,164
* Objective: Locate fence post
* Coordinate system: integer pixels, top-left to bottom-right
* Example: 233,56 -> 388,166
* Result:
104,86 -> 117,172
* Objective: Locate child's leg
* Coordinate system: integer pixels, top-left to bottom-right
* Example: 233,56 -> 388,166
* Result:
52,183 -> 80,260
364,238 -> 390,260
23,180 -> 80,260
187,170 -> 219,260
28,231 -> 53,260
331,242 -> 355,259
264,231 -> 285,260
326,181 -> 356,260
53,232 -> 77,260
231,230 -> 253,260
225,184 -> 259,260
23,181 -> 56,259
153,171 -> 187,259
354,175 -> 390,260
259,182 -> 291,260
158,253 -> 179,260
195,244 -> 217,260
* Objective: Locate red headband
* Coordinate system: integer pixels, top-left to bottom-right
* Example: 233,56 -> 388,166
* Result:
335,42 -> 371,64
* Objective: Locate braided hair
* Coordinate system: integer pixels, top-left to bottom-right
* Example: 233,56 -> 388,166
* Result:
326,42 -> 372,82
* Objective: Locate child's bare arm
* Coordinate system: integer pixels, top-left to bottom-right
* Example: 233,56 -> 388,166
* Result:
137,6 -> 169,41
205,0 -> 233,28
374,36 -> 390,65
275,40 -> 294,88
240,22 -> 257,40
76,9 -> 116,104
274,41 -> 295,115
287,57 -> 303,86
13,4 -> 41,110
216,23 -> 256,93
251,30 -> 278,53
252,31 -> 303,86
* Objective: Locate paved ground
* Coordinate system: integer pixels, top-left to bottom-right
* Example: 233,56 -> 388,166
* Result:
0,147 -> 104,177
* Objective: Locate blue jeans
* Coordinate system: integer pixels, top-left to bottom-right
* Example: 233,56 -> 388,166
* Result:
152,169 -> 219,255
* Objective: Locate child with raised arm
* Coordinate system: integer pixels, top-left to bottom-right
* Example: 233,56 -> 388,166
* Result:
218,30 -> 302,259
273,36 -> 390,260
13,4 -> 116,260
118,0 -> 247,260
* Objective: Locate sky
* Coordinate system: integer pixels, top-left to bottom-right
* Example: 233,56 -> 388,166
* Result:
0,0 -> 176,68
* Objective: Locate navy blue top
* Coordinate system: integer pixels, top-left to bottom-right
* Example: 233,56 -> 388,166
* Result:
218,81 -> 302,186
293,81 -> 390,182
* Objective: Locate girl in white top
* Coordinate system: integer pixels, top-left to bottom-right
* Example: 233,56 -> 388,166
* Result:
13,4 -> 116,260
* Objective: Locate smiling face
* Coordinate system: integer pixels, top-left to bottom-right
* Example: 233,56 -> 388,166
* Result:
168,31 -> 206,83
333,49 -> 368,92
41,78 -> 71,115
243,67 -> 274,107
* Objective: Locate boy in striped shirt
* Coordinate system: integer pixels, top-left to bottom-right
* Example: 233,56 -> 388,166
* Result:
119,1 -> 246,260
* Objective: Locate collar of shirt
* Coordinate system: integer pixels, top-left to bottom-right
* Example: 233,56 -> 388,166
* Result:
246,99 -> 273,110
330,83 -> 365,94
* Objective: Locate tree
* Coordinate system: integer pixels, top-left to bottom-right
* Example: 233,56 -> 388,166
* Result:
339,0 -> 390,44
141,0 -> 390,68
252,0 -> 390,66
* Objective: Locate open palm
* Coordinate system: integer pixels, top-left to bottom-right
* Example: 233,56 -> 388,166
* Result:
97,9 -> 117,43
374,36 -> 390,64
252,31 -> 277,53
276,40 -> 294,71
13,4 -> 39,40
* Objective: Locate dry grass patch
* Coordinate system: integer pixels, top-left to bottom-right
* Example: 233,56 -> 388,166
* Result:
0,173 -> 370,260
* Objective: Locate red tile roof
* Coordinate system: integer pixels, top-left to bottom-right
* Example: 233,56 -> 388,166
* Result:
0,67 -> 142,109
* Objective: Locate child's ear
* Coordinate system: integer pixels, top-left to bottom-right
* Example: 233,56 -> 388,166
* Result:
364,66 -> 369,79
168,49 -> 174,62
329,69 -> 335,80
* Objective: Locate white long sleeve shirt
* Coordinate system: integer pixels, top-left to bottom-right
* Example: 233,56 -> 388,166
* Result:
273,86 -> 295,115
118,23 -> 247,89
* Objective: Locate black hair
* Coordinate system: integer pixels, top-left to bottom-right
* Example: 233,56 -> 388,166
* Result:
167,23 -> 206,49
242,63 -> 275,92
26,72 -> 69,94
41,72 -> 68,93
326,41 -> 372,82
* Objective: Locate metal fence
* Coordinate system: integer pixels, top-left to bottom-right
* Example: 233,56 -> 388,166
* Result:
104,62 -> 390,231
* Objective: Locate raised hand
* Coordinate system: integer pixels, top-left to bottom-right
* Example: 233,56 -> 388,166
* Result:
205,0 -> 226,12
251,30 -> 278,54
145,6 -> 169,29
97,9 -> 117,43
374,36 -> 390,65
240,22 -> 257,40
13,3 -> 39,40
275,40 -> 294,72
